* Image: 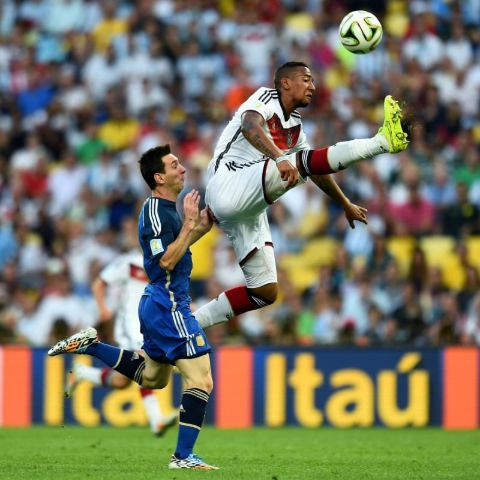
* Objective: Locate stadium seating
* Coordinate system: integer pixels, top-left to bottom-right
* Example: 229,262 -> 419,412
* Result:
419,236 -> 456,268
387,236 -> 416,274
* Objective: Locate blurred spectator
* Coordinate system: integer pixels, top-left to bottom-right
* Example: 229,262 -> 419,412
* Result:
0,1 -> 479,348
391,281 -> 427,345
441,182 -> 480,237
389,177 -> 436,236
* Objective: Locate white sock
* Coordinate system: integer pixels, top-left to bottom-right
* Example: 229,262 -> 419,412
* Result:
194,292 -> 234,329
76,364 -> 102,386
327,134 -> 388,171
141,390 -> 163,432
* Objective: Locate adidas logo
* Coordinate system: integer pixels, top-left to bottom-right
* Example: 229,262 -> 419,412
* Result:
337,161 -> 346,170
179,404 -> 186,413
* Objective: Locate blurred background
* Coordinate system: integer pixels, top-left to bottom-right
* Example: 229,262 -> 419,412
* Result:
1,0 -> 480,352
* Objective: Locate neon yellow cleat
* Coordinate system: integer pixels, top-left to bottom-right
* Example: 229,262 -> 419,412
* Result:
378,95 -> 409,153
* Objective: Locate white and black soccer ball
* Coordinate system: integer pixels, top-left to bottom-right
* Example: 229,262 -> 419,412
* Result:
338,10 -> 383,54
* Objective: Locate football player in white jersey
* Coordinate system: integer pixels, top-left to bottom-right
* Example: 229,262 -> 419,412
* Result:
66,248 -> 178,437
194,61 -> 408,329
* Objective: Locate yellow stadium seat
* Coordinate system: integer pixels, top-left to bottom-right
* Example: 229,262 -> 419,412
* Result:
441,252 -> 466,291
301,237 -> 339,266
285,266 -> 319,293
419,236 -> 455,268
297,210 -> 328,238
279,254 -> 320,292
190,225 -> 219,280
466,236 -> 480,268
387,236 -> 416,275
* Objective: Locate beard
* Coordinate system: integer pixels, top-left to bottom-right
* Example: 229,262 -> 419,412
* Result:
296,99 -> 310,108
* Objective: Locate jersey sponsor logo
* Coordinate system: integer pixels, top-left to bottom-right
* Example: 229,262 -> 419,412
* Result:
129,264 -> 148,282
266,114 -> 301,150
150,238 -> 164,256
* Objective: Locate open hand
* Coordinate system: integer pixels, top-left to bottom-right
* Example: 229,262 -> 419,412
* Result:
344,202 -> 368,229
183,189 -> 200,228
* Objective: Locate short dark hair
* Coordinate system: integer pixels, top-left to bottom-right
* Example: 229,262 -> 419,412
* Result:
274,61 -> 310,89
138,144 -> 171,190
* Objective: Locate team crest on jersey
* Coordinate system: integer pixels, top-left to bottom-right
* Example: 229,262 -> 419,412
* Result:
196,335 -> 205,347
150,238 -> 164,255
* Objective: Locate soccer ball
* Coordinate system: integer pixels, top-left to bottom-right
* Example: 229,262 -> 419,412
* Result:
338,10 -> 383,54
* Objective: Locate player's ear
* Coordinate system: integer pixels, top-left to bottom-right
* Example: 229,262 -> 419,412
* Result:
154,172 -> 165,185
281,76 -> 291,90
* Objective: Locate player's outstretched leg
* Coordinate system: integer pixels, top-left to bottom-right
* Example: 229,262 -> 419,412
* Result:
297,94 -> 409,178
48,327 -> 98,356
48,327 -> 148,387
377,95 -> 409,153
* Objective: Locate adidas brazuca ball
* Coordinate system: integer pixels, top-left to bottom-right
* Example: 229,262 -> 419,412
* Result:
338,10 -> 383,54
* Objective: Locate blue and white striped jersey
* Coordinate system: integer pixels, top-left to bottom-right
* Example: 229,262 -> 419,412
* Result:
138,196 -> 192,310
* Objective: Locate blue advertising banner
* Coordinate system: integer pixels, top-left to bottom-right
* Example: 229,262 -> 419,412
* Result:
253,348 -> 442,427
18,347 -> 445,427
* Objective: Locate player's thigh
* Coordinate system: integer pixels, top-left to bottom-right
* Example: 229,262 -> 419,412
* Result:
264,156 -> 306,202
221,210 -> 274,265
206,160 -> 268,220
142,350 -> 172,388
175,353 -> 213,393
241,243 -> 277,288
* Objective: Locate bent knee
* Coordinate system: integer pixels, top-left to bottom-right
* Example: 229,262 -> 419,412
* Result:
249,282 -> 278,305
184,377 -> 214,394
141,373 -> 169,390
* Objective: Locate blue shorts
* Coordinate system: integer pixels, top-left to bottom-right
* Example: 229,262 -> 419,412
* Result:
138,294 -> 211,364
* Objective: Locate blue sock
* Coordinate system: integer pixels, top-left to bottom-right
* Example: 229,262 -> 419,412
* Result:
175,388 -> 210,459
84,342 -> 121,366
85,343 -> 145,384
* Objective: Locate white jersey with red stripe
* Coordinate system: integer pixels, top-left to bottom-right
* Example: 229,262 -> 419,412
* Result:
205,87 -> 310,271
208,86 -> 310,177
99,249 -> 148,350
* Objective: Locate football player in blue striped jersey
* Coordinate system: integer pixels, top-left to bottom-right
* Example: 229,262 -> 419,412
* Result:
49,145 -> 218,470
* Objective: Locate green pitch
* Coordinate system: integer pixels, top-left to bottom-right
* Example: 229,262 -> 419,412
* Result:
1,426 -> 479,479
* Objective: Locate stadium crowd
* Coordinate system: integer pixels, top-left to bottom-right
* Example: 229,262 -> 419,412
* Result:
1,0 -> 480,348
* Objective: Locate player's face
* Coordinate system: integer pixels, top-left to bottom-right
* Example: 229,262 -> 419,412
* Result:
160,153 -> 186,194
289,67 -> 315,107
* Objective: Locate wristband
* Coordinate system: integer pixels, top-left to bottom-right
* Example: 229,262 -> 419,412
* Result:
275,155 -> 289,164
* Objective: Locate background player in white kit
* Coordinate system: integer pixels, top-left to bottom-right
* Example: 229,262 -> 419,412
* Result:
194,61 -> 409,329
66,247 -> 177,437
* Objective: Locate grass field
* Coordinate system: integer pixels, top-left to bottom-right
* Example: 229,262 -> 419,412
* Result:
1,426 -> 479,479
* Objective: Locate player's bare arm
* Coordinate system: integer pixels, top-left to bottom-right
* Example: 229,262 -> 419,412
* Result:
310,174 -> 368,228
91,277 -> 114,322
241,110 -> 299,188
159,190 -> 201,271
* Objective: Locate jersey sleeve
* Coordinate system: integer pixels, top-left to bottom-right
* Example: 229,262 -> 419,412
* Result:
140,198 -> 175,262
236,87 -> 276,121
